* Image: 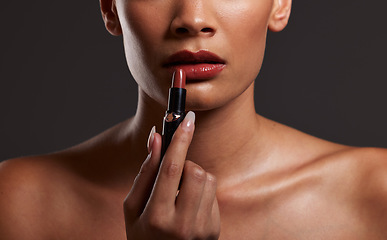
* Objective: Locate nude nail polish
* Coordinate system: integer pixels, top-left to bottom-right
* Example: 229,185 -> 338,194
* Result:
182,111 -> 195,130
147,126 -> 156,152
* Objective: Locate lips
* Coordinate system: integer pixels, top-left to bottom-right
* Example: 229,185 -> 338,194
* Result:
162,50 -> 226,80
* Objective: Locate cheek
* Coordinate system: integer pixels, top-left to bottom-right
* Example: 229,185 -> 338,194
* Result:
219,1 -> 272,75
119,1 -> 165,44
119,2 -> 166,68
117,1 -> 171,104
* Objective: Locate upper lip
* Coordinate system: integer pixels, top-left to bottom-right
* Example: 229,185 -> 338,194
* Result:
162,50 -> 226,67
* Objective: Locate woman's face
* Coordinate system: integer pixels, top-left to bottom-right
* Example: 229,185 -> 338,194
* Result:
112,0 -> 287,110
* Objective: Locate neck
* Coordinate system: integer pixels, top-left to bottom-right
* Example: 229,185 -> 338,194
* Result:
129,83 -> 271,189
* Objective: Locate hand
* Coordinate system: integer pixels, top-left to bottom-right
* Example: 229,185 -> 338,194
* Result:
124,111 -> 220,240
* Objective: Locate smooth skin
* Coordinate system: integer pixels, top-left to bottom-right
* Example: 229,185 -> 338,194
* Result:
1,0 -> 387,239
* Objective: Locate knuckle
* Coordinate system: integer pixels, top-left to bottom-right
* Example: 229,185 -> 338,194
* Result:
192,168 -> 206,183
185,162 -> 206,183
162,160 -> 181,177
206,173 -> 217,188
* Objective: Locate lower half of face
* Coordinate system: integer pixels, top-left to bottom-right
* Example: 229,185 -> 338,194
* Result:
117,0 -> 273,111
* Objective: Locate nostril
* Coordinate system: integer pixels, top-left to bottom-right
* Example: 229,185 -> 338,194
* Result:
172,26 -> 215,36
176,27 -> 189,34
201,27 -> 213,33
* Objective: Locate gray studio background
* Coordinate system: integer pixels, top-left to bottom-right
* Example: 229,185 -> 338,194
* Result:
1,1 -> 386,161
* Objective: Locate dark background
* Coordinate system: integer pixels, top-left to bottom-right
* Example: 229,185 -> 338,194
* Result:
1,1 -> 386,161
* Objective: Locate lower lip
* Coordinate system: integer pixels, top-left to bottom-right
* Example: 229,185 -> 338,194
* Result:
167,63 -> 225,80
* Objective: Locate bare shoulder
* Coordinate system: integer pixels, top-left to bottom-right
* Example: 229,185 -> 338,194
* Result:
0,153 -> 118,239
0,155 -> 67,239
321,147 -> 387,183
317,147 -> 387,229
0,155 -> 64,204
334,147 -> 387,196
274,118 -> 387,227
0,120 -> 135,239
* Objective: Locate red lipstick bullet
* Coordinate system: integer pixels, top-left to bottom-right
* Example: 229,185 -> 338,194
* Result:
172,69 -> 186,88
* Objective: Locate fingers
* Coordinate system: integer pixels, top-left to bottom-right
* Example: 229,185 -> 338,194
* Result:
196,173 -> 220,236
176,166 -> 220,238
175,161 -> 206,222
124,127 -> 162,223
196,173 -> 218,220
124,112 -> 221,239
149,111 -> 196,208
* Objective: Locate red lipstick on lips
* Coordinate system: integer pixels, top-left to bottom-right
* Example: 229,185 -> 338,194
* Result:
161,69 -> 187,159
163,50 -> 226,80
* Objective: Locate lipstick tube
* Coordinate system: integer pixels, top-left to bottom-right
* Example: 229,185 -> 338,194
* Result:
161,69 -> 186,159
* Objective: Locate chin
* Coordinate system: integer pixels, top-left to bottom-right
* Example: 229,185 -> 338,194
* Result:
185,75 -> 255,112
185,90 -> 236,112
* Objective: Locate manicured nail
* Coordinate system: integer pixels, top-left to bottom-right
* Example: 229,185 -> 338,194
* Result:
147,126 -> 156,153
182,111 -> 195,131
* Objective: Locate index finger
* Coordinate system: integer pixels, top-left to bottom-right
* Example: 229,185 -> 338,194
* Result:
147,111 -> 195,209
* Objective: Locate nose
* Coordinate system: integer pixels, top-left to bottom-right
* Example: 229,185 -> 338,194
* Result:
170,0 -> 216,38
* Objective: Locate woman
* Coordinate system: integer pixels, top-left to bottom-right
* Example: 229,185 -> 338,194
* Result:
1,0 -> 387,239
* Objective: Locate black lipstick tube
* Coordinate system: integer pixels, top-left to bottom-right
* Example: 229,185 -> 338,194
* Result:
161,70 -> 186,159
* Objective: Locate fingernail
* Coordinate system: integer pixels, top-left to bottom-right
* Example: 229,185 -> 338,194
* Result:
182,111 -> 195,131
147,126 -> 156,153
